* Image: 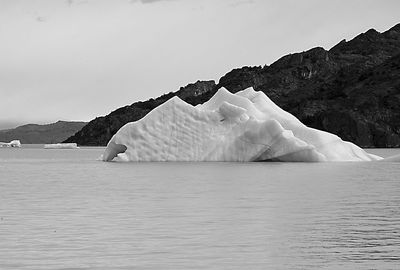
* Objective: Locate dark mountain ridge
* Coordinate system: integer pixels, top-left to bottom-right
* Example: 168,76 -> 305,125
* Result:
0,121 -> 87,144
65,23 -> 400,147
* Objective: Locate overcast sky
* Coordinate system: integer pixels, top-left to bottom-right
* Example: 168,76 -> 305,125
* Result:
0,0 -> 399,129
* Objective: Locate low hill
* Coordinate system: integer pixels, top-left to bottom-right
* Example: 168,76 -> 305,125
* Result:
0,121 -> 87,144
65,23 -> 400,147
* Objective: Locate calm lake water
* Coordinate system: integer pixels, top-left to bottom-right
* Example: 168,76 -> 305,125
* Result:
0,146 -> 399,269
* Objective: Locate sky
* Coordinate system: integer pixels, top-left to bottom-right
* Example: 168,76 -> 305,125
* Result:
0,0 -> 399,129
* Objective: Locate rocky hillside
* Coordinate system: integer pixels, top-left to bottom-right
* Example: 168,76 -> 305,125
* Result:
66,23 -> 400,147
0,121 -> 87,144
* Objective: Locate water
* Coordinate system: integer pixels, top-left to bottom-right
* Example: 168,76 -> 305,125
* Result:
1,146 -> 400,269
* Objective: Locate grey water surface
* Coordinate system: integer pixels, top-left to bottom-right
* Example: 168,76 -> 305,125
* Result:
0,146 -> 399,269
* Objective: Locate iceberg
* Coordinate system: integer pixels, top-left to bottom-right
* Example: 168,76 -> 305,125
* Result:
102,87 -> 385,162
0,140 -> 21,148
44,143 -> 79,149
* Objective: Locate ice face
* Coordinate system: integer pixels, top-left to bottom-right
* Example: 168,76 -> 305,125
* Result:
102,88 -> 382,162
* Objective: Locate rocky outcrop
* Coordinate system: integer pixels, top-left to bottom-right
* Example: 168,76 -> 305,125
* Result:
66,23 -> 400,147
216,24 -> 400,147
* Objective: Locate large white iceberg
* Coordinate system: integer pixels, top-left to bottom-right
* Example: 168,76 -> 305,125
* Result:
0,140 -> 21,148
102,88 -> 393,162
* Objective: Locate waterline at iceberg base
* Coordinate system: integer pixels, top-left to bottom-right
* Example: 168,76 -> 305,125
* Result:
102,88 -> 399,162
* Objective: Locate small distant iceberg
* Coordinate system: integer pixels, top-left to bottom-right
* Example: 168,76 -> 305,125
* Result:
44,143 -> 79,149
0,140 -> 21,148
